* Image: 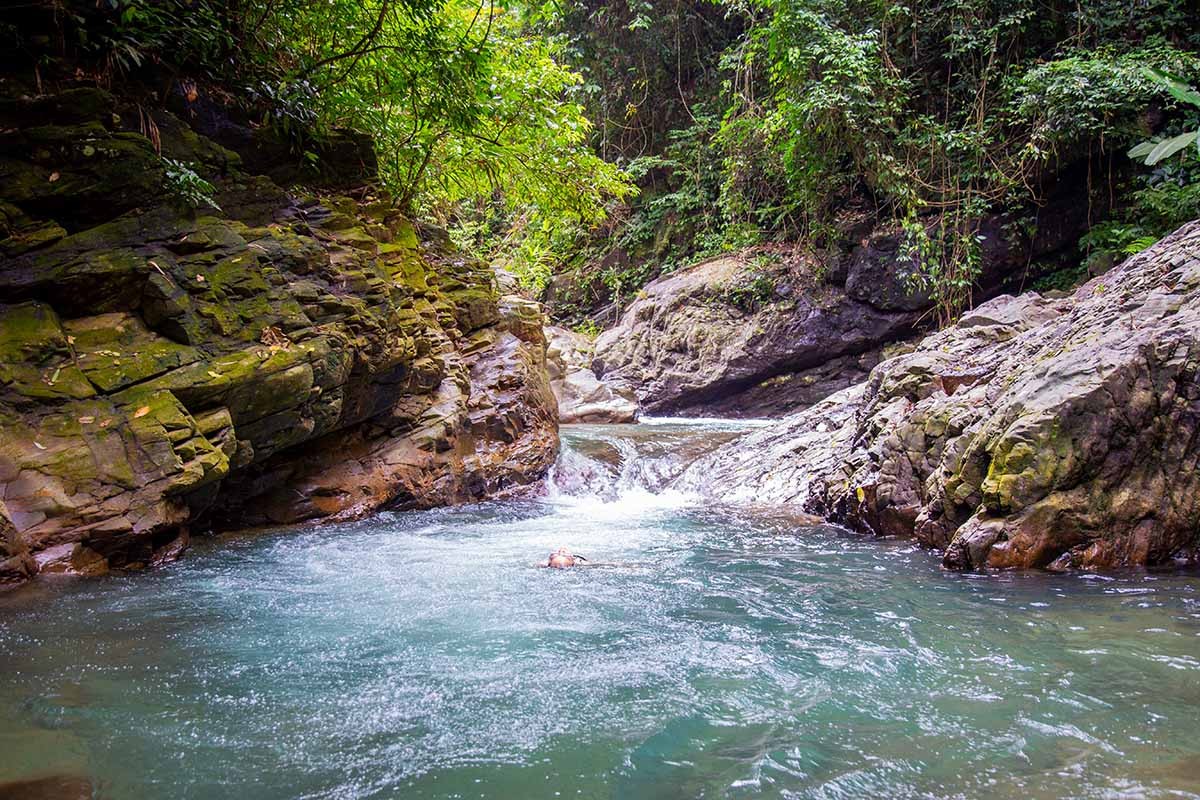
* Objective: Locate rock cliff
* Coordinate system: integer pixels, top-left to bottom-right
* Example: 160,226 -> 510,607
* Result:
0,88 -> 558,588
592,202 -> 1091,418
680,221 -> 1200,570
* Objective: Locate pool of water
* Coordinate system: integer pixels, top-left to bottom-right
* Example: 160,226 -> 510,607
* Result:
2,420 -> 1199,799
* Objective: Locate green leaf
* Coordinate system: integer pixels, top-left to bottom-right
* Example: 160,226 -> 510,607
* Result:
1141,67 -> 1200,108
1127,140 -> 1155,159
1145,131 -> 1199,165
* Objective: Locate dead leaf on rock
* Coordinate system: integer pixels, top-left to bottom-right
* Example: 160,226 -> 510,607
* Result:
260,325 -> 290,349
99,419 -> 112,428
195,274 -> 206,283
48,171 -> 60,182
134,406 -> 151,418
33,442 -> 46,450
79,415 -> 95,424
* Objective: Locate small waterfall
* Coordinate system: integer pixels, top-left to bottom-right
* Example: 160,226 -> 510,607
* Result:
545,444 -> 622,501
544,418 -> 764,512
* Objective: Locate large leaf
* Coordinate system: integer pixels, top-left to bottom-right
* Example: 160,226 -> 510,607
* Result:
1145,130 -> 1199,165
1142,67 -> 1200,108
1127,140 -> 1156,159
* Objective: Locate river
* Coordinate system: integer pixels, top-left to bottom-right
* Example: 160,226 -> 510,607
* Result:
1,419 -> 1199,799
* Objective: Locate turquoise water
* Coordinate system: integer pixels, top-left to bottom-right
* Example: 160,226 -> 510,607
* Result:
2,421 -> 1200,799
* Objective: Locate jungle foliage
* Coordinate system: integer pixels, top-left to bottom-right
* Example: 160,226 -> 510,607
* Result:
8,0 -> 1200,318
6,0 -> 633,272
537,0 -> 1200,319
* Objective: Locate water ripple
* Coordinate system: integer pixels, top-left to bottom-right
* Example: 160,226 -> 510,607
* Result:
0,422 -> 1198,799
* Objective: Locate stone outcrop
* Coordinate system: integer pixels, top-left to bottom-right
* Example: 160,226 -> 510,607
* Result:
546,326 -> 638,423
591,196 -> 1092,418
0,88 -> 558,588
679,221 -> 1200,571
593,253 -> 918,417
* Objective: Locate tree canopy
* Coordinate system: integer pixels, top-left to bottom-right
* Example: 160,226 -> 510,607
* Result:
9,0 -> 1200,317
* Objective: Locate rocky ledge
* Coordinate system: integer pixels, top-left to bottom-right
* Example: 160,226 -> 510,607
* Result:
0,88 -> 558,588
592,253 -> 915,418
679,221 -> 1200,571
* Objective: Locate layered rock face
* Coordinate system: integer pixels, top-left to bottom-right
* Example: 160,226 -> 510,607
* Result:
0,89 -> 558,588
546,326 -> 638,423
680,221 -> 1200,571
593,254 -> 917,417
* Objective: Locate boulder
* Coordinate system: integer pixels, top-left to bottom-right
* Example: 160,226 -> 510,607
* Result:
590,190 -> 1095,419
546,326 -> 638,423
679,221 -> 1200,571
593,254 -> 918,417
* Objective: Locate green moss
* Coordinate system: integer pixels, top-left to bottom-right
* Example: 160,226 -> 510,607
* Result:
0,302 -> 95,402
66,312 -> 201,393
392,218 -> 419,250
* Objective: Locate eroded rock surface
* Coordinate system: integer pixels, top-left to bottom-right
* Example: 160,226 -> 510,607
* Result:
591,194 -> 1092,419
0,89 -> 558,587
594,255 -> 918,417
680,222 -> 1200,571
546,326 -> 637,423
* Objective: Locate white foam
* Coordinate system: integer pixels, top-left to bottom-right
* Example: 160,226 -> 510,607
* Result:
546,484 -> 697,519
638,415 -> 773,428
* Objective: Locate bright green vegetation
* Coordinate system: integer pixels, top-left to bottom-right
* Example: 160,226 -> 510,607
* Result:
8,0 -> 635,284
162,158 -> 220,211
541,0 -> 1200,317
9,0 -> 1200,318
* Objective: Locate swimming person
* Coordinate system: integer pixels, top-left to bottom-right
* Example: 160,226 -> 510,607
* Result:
537,548 -> 643,569
542,547 -> 588,568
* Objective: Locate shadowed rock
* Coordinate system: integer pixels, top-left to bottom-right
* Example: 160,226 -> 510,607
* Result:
594,254 -> 918,417
0,776 -> 92,800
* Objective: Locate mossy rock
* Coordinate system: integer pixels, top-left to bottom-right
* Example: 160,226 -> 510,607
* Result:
445,285 -> 501,334
0,87 -> 118,128
0,302 -> 95,403
0,124 -> 166,229
5,234 -> 151,315
65,312 -> 201,393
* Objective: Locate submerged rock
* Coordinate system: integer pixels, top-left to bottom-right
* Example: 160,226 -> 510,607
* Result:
0,89 -> 559,586
680,222 -> 1200,571
546,326 -> 638,423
